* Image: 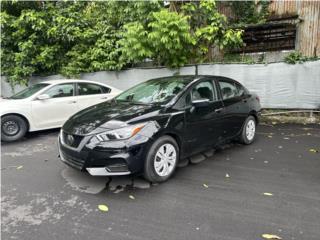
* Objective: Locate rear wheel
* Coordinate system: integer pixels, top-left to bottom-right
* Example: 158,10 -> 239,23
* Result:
1,115 -> 28,142
144,136 -> 179,183
239,115 -> 256,144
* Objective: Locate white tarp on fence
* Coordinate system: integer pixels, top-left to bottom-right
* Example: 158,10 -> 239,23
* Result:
1,61 -> 320,109
198,61 -> 320,109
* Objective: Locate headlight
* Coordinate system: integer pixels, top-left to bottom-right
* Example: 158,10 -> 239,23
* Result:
93,123 -> 147,142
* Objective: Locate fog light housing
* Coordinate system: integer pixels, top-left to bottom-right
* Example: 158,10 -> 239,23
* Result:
106,163 -> 129,173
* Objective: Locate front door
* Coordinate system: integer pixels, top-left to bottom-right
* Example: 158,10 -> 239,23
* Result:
32,83 -> 78,129
184,79 -> 224,155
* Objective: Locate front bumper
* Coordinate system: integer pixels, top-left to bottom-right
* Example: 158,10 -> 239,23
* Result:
58,130 -> 151,176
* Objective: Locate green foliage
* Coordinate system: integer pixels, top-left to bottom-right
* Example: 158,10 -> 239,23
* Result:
230,0 -> 270,27
121,0 -> 243,66
121,10 -> 195,68
1,0 -> 242,85
284,51 -> 319,64
220,53 -> 256,64
1,1 -> 162,85
181,0 -> 243,62
120,22 -> 153,65
148,10 -> 195,67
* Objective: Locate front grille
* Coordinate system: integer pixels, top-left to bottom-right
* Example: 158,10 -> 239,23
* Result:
62,132 -> 83,148
60,150 -> 85,170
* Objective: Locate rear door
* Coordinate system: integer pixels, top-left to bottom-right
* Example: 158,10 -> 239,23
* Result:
76,82 -> 113,110
31,83 -> 78,129
217,78 -> 249,138
184,79 -> 224,155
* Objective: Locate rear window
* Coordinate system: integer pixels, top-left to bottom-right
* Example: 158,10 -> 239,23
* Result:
77,83 -> 107,95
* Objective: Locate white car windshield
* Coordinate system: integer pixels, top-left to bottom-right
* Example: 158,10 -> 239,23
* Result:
9,83 -> 50,99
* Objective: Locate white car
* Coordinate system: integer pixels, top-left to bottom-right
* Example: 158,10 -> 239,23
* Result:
1,79 -> 121,142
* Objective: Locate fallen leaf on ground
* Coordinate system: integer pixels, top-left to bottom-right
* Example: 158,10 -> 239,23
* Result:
225,173 -> 230,178
98,204 -> 109,212
16,166 -> 23,170
309,148 -> 318,153
129,195 -> 135,200
263,192 -> 273,196
262,234 -> 282,239
307,133 -> 312,136
283,137 -> 289,140
268,135 -> 273,138
203,183 -> 209,188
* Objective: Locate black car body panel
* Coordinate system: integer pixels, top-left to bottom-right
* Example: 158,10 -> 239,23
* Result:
58,75 -> 261,176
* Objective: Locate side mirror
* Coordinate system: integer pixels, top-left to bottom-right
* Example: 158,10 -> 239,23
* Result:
192,99 -> 210,107
37,94 -> 50,100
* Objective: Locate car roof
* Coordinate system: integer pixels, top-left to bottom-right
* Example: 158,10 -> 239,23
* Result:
42,79 -> 113,87
144,75 -> 237,84
145,75 -> 234,80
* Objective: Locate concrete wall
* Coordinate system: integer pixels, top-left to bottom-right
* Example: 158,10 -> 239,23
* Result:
1,61 -> 320,109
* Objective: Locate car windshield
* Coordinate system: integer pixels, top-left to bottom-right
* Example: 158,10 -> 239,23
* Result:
9,83 -> 50,99
115,77 -> 193,104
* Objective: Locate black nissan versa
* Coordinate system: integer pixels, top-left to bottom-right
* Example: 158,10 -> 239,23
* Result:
58,75 -> 261,183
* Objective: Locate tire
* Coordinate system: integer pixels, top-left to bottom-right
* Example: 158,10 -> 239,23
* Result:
1,115 -> 28,142
239,115 -> 256,145
144,135 -> 179,183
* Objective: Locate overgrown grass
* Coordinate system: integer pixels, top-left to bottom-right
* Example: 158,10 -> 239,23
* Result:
260,109 -> 320,125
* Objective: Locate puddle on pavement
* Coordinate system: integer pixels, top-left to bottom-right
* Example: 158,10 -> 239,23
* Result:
61,167 -> 152,194
61,168 -> 109,194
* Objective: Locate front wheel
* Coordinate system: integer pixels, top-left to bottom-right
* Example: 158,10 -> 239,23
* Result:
239,116 -> 256,145
144,136 -> 179,183
1,115 -> 28,142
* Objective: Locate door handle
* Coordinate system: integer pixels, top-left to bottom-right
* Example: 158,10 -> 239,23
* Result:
68,101 -> 77,104
101,96 -> 108,99
215,108 -> 223,113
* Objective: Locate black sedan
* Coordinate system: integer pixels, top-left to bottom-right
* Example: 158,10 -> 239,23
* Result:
58,75 -> 261,183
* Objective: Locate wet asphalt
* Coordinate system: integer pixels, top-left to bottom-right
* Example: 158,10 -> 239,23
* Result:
1,124 -> 320,240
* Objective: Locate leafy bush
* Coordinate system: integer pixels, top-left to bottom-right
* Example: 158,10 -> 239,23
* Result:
1,1 -> 162,85
1,0 -> 242,85
182,0 -> 243,61
229,0 -> 270,27
284,51 -> 319,64
121,10 -> 195,68
121,1 -> 243,67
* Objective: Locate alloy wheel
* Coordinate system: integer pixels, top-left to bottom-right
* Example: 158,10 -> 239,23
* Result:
246,119 -> 256,141
154,143 -> 177,177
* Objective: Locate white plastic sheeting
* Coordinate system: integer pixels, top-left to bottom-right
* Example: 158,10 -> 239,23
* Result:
198,61 -> 320,109
1,61 -> 319,109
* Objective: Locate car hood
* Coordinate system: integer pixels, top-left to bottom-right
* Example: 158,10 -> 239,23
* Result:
0,98 -> 30,114
63,100 -> 164,135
